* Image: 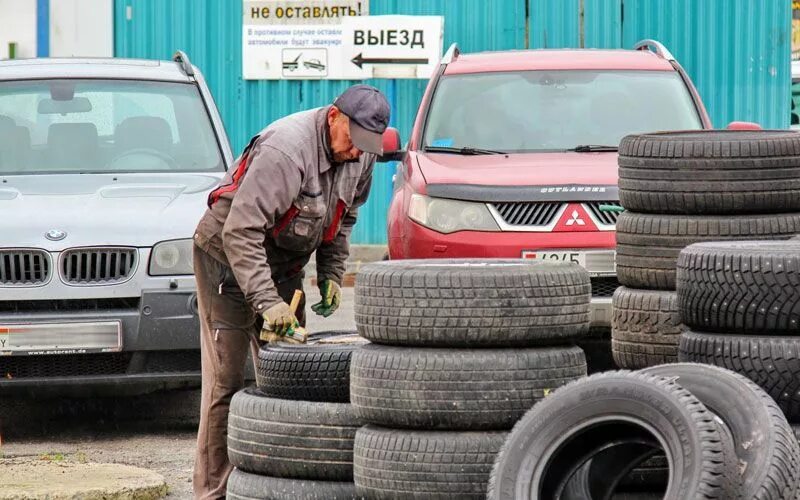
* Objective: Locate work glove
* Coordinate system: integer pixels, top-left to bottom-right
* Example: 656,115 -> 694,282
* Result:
261,301 -> 299,337
311,279 -> 341,317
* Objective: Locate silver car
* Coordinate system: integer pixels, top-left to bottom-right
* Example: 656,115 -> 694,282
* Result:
0,52 -> 232,395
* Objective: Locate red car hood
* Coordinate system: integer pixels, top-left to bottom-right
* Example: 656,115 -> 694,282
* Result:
416,152 -> 618,186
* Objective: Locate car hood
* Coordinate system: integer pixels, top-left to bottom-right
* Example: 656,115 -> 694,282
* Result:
0,173 -> 223,250
416,152 -> 619,187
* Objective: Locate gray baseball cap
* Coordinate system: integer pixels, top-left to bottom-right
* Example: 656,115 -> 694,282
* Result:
333,84 -> 390,155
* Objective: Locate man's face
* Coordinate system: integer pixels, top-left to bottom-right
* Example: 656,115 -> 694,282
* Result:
328,107 -> 362,163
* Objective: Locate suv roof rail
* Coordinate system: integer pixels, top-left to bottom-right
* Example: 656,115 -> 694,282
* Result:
441,43 -> 460,64
633,39 -> 675,62
172,50 -> 195,77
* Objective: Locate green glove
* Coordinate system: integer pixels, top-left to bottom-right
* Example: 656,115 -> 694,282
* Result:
311,279 -> 341,317
261,301 -> 299,336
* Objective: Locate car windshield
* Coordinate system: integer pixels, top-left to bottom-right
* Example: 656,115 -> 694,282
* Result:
423,70 -> 703,153
0,79 -> 223,174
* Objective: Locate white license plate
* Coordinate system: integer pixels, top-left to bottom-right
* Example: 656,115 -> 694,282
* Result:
0,321 -> 122,356
522,251 -> 587,267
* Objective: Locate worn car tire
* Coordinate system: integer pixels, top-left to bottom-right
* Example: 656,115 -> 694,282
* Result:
611,287 -> 684,369
355,260 -> 591,347
487,372 -> 740,500
227,388 -> 363,480
615,211 -> 800,289
677,241 -> 800,334
226,468 -> 360,500
256,331 -> 368,403
618,131 -> 800,215
679,330 -> 800,422
353,425 -> 506,499
642,363 -> 800,500
350,344 -> 586,430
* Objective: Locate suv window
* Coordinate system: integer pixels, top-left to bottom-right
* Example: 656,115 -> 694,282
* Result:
423,70 -> 703,152
0,79 -> 223,174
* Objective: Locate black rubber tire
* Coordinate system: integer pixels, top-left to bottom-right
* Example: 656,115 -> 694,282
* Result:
677,241 -> 800,334
616,455 -> 669,491
618,130 -> 800,215
255,331 -> 368,403
574,327 -> 616,374
354,259 -> 591,347
611,287 -> 684,369
350,344 -> 586,430
642,363 -> 800,499
615,211 -> 800,290
679,330 -> 800,423
227,388 -> 363,481
353,425 -> 507,499
487,371 -> 741,500
226,468 -> 360,500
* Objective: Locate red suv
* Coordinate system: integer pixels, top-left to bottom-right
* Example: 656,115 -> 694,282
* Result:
387,40 -> 712,327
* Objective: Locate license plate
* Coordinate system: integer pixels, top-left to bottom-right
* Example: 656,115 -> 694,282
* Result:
0,321 -> 122,356
522,251 -> 586,267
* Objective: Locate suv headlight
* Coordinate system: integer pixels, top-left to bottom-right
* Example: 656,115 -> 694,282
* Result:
150,239 -> 194,275
408,194 -> 500,234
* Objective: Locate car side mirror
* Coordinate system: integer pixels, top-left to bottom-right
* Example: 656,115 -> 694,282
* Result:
726,121 -> 762,130
378,127 -> 405,162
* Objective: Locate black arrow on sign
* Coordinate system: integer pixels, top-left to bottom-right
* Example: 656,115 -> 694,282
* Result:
350,53 -> 429,68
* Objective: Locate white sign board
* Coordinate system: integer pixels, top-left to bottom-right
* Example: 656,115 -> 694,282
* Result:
242,0 -> 369,80
341,16 -> 443,79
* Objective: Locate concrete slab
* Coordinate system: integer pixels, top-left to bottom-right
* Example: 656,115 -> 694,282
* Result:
0,458 -> 167,500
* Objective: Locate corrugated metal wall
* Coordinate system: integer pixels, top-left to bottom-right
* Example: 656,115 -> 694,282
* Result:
114,0 -> 789,243
114,0 -> 525,244
528,0 -> 790,129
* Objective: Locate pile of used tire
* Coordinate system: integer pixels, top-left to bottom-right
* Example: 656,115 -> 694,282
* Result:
677,239 -> 800,434
351,259 -> 592,499
488,364 -> 800,499
225,331 -> 369,500
614,130 -> 800,370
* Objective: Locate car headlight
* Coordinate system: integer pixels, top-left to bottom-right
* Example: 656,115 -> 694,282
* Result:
150,239 -> 194,275
408,194 -> 500,234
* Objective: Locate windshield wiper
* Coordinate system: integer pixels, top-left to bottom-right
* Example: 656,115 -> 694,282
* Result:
424,146 -> 507,155
569,145 -> 619,152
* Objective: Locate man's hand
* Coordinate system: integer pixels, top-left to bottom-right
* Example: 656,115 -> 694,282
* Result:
261,301 -> 299,336
311,279 -> 341,317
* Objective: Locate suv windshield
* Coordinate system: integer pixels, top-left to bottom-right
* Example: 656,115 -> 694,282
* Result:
0,79 -> 223,174
423,70 -> 703,153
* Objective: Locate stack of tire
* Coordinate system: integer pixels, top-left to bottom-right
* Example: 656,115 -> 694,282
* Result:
488,364 -> 800,499
225,332 -> 369,500
350,259 -> 592,499
677,239 -> 800,432
614,130 -> 800,370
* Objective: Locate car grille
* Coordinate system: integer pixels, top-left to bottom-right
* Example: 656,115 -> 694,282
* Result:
0,249 -> 50,286
586,201 -> 622,226
144,350 -> 201,373
0,353 -> 133,378
0,298 -> 140,313
591,276 -> 620,297
61,247 -> 137,285
491,202 -> 563,226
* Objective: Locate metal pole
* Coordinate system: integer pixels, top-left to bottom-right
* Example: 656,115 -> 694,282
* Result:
8,43 -> 16,60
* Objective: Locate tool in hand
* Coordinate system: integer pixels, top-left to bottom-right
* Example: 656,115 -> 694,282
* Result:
260,289 -> 308,343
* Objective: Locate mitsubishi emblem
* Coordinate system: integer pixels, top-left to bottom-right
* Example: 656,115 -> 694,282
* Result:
45,229 -> 67,241
565,210 -> 586,226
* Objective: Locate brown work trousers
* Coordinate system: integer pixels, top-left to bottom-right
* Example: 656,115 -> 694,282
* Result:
192,244 -> 306,500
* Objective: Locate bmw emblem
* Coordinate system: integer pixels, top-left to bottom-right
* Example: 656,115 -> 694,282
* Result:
45,229 -> 67,241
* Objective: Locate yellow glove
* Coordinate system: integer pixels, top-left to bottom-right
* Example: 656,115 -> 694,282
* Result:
311,279 -> 341,317
261,301 -> 299,336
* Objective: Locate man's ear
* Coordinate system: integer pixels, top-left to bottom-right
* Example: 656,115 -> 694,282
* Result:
327,106 -> 340,127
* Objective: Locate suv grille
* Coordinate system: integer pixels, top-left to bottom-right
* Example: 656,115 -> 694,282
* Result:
0,249 -> 50,286
1,353 -> 133,378
586,201 -> 622,226
61,248 -> 137,285
492,202 -> 563,226
591,276 -> 620,297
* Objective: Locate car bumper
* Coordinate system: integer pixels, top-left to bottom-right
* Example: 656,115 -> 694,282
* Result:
391,221 -> 617,327
0,288 -> 202,395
